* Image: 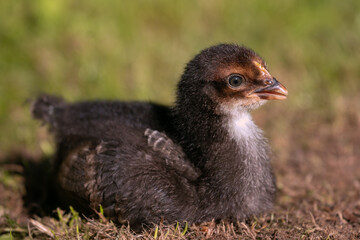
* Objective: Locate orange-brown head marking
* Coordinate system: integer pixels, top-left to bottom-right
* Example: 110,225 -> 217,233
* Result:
252,60 -> 272,79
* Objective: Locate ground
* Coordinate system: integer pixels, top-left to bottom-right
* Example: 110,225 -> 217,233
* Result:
0,101 -> 359,240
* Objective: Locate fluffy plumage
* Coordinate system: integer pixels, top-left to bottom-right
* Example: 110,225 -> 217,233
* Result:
32,44 -> 287,228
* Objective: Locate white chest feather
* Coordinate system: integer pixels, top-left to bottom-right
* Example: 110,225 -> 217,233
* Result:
226,111 -> 262,143
219,103 -> 268,161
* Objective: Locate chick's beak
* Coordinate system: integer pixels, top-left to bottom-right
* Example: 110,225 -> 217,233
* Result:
250,78 -> 288,100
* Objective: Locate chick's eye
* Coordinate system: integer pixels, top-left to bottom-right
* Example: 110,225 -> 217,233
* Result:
228,75 -> 243,88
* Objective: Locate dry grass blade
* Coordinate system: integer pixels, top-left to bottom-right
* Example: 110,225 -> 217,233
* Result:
28,219 -> 54,238
239,222 -> 256,239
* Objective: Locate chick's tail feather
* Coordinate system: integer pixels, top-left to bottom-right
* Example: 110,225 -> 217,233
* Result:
31,94 -> 65,126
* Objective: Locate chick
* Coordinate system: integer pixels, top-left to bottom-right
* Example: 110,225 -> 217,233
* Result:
33,44 -> 287,228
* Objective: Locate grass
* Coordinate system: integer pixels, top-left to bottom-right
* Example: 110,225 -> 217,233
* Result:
0,0 -> 359,152
0,0 -> 360,239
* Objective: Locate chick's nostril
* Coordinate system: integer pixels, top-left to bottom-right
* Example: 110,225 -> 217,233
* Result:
264,79 -> 274,86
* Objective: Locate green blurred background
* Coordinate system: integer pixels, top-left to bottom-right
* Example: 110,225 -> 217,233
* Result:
0,0 -> 359,154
